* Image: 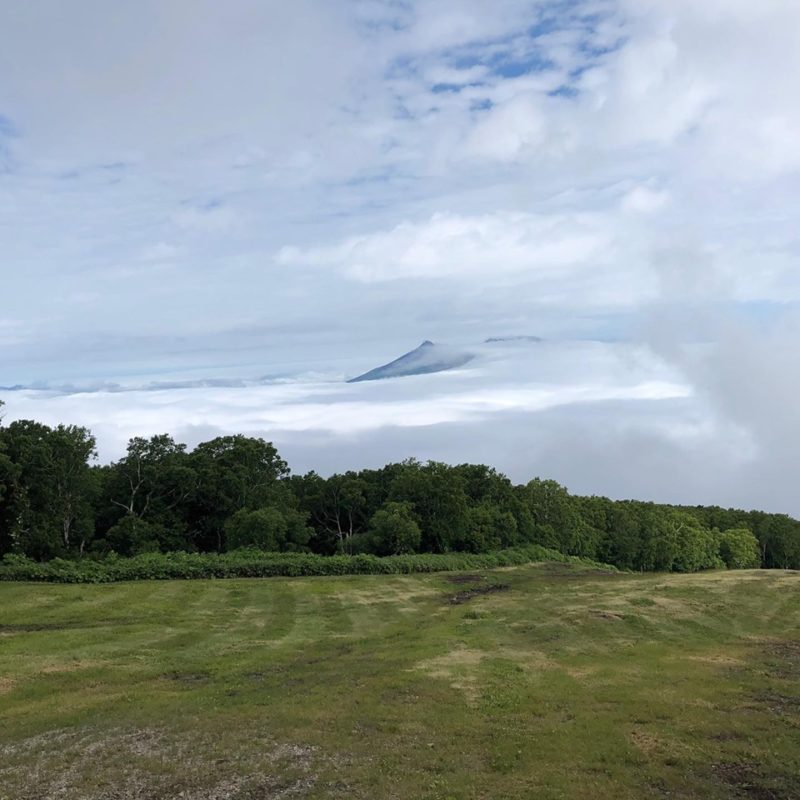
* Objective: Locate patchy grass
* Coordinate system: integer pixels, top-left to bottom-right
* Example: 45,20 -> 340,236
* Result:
0,565 -> 798,799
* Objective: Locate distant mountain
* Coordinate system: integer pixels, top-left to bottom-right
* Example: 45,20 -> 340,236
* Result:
347,340 -> 475,383
484,335 -> 542,343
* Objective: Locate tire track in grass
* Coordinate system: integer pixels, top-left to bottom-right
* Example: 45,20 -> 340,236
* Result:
256,581 -> 298,643
336,574 -> 438,642
316,591 -> 354,638
0,582 -> 170,687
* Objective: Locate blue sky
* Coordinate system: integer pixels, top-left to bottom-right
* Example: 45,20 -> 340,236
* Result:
2,0 -> 800,513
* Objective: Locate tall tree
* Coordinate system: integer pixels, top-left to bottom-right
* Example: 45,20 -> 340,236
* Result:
103,434 -> 195,553
521,478 -> 583,553
188,435 -> 289,551
367,501 -> 421,555
296,471 -> 368,554
0,420 -> 96,558
0,401 -> 21,556
388,460 -> 470,552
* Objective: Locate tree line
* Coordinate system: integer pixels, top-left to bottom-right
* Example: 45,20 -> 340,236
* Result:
1,402 -> 798,571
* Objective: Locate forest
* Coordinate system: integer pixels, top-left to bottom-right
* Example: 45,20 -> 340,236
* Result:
1,401 -> 798,572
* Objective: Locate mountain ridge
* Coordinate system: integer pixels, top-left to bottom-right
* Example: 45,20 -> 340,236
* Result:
347,340 -> 475,383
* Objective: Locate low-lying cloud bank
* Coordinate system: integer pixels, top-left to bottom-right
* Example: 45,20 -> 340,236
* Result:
6,336 -> 795,516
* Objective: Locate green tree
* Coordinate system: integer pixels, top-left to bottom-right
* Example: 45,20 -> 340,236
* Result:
598,502 -> 641,569
718,528 -> 761,569
0,402 -> 21,556
104,515 -> 162,555
521,478 -> 583,553
296,471 -> 368,554
226,507 -> 287,551
225,507 -> 312,552
0,419 -> 96,559
104,434 -> 195,552
189,435 -> 288,551
48,424 -> 98,553
759,515 -> 800,570
458,504 -> 518,552
672,516 -> 723,572
367,501 -> 421,555
388,460 -> 469,552
638,509 -> 679,571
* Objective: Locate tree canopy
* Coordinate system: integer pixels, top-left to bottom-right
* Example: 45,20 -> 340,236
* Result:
1,403 -> 799,571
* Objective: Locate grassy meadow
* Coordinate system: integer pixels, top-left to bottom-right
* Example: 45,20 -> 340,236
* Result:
0,562 -> 798,799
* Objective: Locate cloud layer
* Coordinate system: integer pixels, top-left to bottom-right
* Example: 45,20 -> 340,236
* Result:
1,1 -> 799,513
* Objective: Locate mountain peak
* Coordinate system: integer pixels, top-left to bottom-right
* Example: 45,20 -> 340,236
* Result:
348,340 -> 473,383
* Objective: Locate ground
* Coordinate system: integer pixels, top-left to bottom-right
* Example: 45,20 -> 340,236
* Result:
0,563 -> 798,799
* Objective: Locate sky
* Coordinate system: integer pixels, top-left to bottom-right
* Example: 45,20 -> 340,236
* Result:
1,1 -> 800,513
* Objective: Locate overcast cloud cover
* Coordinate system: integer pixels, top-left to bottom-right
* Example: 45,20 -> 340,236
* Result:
1,1 -> 799,513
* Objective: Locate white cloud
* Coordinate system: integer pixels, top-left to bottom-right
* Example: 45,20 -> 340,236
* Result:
620,186 -> 670,215
278,211 -> 617,285
2,1 -> 800,513
464,94 -> 552,162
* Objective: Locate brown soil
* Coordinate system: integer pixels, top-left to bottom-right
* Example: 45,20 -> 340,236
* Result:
447,583 -> 509,605
712,761 -> 793,800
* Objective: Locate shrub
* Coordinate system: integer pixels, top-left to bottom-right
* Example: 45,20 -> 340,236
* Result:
0,545 -> 616,583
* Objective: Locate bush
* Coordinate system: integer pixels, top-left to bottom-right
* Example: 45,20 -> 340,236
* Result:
103,516 -> 162,556
0,545 -> 615,583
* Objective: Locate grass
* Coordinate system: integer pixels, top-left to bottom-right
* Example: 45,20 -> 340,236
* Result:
0,563 -> 798,799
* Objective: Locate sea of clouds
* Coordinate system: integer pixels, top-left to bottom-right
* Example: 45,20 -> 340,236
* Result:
2,1 -> 799,513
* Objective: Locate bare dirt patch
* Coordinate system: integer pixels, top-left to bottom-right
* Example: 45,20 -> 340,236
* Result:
751,691 -> 800,716
447,583 -> 509,605
764,640 -> 800,660
712,761 -> 792,800
761,639 -> 800,679
711,731 -> 746,742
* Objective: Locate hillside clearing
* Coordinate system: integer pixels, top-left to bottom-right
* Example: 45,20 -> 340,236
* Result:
0,564 -> 798,799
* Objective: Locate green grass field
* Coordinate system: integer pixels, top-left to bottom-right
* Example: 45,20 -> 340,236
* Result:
1,563 -> 798,799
